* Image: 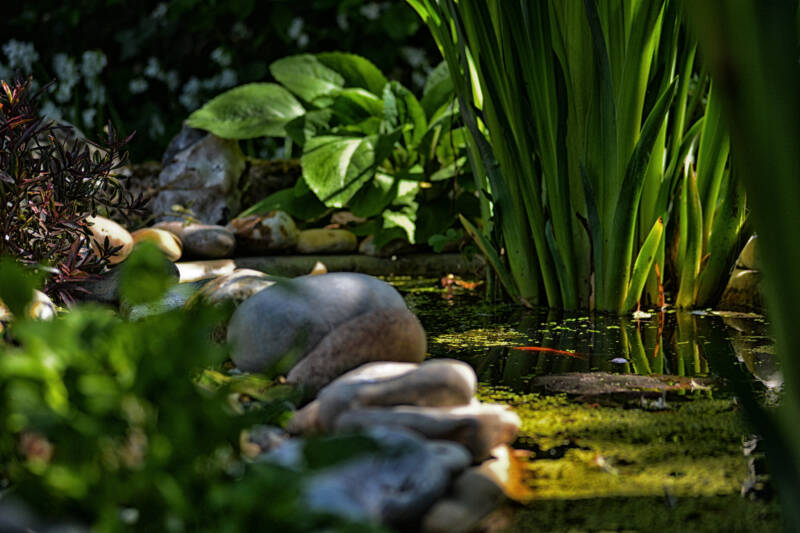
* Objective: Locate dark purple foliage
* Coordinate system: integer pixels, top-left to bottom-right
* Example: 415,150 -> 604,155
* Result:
0,77 -> 144,304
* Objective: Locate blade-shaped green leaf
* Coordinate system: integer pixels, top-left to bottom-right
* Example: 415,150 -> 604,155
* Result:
460,214 -> 523,304
186,83 -> 304,139
676,170 -> 703,308
603,79 -> 676,312
269,54 -> 344,104
623,216 -> 664,311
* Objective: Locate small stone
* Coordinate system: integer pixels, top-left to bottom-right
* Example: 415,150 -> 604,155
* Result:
186,269 -> 277,308
334,402 -> 521,461
154,221 -> 235,258
131,228 -> 183,261
719,268 -> 763,311
290,360 -> 477,434
28,290 -> 56,320
241,425 -> 289,458
737,235 -> 759,270
0,290 -> 56,322
227,211 -> 299,254
296,228 -> 357,254
309,261 -> 328,275
86,215 -> 134,265
175,259 -> 236,283
358,234 -> 412,257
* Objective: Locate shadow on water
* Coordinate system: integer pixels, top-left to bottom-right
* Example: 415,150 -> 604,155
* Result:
394,278 -> 777,392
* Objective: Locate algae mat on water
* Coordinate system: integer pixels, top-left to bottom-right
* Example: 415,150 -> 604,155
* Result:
481,387 -> 782,532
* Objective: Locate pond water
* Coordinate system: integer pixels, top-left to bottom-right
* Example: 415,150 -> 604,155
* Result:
391,277 -> 784,532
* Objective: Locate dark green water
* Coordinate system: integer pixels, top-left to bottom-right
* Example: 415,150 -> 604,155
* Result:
394,277 -> 779,394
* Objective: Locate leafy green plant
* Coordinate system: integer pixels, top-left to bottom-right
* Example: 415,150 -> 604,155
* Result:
0,248 -> 385,532
409,0 -> 745,312
686,1 -> 800,530
4,2 -> 440,161
0,77 -> 143,305
187,52 -> 479,252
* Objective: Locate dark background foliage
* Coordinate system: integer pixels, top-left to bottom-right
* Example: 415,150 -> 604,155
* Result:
4,0 -> 439,161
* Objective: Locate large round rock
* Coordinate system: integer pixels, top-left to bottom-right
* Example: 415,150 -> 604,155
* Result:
226,273 -> 426,387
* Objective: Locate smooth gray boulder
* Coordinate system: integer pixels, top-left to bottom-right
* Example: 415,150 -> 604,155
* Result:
287,360 -> 477,434
152,131 -> 245,225
263,426 -> 470,527
334,402 -> 521,461
226,273 -> 425,385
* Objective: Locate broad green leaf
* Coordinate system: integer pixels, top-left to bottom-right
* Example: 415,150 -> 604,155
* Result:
301,135 -> 379,207
269,54 -> 344,104
349,172 -> 397,218
383,81 -> 427,148
186,83 -> 304,139
316,52 -> 388,95
238,185 -> 328,221
421,60 -> 454,119
284,109 -> 332,147
330,88 -> 384,123
382,205 -> 418,245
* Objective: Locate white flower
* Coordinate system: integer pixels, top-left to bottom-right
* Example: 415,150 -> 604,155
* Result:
400,46 -> 427,68
151,3 -> 167,19
144,57 -> 161,78
80,50 -> 107,78
179,77 -> 201,109
148,114 -> 165,138
40,100 -> 63,121
85,78 -> 106,105
164,70 -> 180,91
2,40 -> 39,73
129,77 -> 149,94
82,108 -> 97,128
210,47 -> 231,67
231,22 -> 251,40
287,17 -> 304,40
336,13 -> 349,30
0,62 -> 11,82
297,34 -> 309,48
359,3 -> 381,20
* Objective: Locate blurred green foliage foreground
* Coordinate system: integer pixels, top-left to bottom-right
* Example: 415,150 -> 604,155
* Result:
0,245 -> 385,533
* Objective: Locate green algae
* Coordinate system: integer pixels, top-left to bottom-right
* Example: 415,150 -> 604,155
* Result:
482,387 -> 745,498
478,385 -> 782,531
502,495 -> 781,532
